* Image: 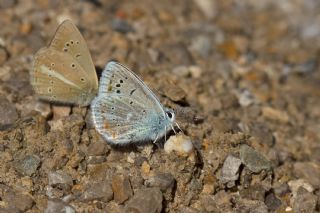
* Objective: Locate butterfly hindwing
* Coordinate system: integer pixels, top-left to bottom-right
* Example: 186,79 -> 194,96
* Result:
31,48 -> 95,106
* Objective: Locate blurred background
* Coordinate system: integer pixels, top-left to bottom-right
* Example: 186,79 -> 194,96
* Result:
0,0 -> 319,212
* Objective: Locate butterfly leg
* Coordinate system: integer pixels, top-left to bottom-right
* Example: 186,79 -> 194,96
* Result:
165,126 -> 167,142
175,122 -> 184,133
171,124 -> 177,135
152,134 -> 159,144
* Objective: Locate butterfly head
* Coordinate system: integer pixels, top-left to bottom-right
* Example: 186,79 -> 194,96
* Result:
164,107 -> 175,123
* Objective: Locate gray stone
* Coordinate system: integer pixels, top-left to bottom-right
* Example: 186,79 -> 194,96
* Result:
87,141 -> 107,156
3,191 -> 34,212
190,35 -> 212,58
293,162 -> 320,188
238,89 -> 256,107
111,174 -> 133,204
240,144 -> 271,173
193,0 -> 217,19
160,42 -> 194,65
145,173 -> 175,201
0,96 -> 18,130
81,181 -> 113,202
219,155 -> 242,187
212,190 -> 232,211
273,183 -> 290,197
250,122 -> 274,147
48,170 -> 73,189
87,156 -> 106,164
125,188 -> 163,213
145,173 -> 175,192
45,199 -> 75,213
239,184 -> 266,201
236,200 -> 268,213
292,187 -> 317,213
111,19 -> 133,33
14,154 -> 41,176
264,192 -> 282,211
288,179 -> 314,197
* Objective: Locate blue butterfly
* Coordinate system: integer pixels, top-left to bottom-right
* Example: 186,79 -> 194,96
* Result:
91,62 -> 180,145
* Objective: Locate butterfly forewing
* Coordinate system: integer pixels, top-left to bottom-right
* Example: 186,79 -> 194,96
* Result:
31,48 -> 95,106
99,62 -> 165,114
49,20 -> 98,91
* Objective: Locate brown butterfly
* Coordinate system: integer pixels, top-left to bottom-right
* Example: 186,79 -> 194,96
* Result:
30,20 -> 98,106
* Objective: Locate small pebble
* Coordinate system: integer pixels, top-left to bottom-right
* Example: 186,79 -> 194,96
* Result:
5,192 -> 34,212
288,179 -> 314,197
14,155 -> 41,176
249,122 -> 274,147
111,18 -> 133,33
111,174 -> 133,204
292,187 -> 317,213
262,107 -> 289,124
265,192 -> 282,212
240,144 -> 271,173
19,22 -> 32,35
161,83 -> 186,102
0,46 -> 8,65
293,162 -> 320,188
52,105 -> 71,120
81,181 -> 113,202
237,89 -> 256,107
190,35 -> 212,58
125,188 -> 163,213
145,173 -> 175,192
219,155 -> 242,188
193,0 -> 217,19
0,95 -> 19,130
239,184 -> 266,201
127,152 -> 136,164
189,65 -> 202,78
48,170 -> 73,189
141,161 -> 151,177
34,101 -> 51,118
87,141 -> 107,156
164,134 -> 194,156
172,65 -> 190,77
45,199 -> 75,213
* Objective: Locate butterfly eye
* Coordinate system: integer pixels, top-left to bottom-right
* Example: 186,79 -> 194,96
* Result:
166,110 -> 175,121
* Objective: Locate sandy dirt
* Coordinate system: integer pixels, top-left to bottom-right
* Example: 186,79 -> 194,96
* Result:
0,0 -> 319,212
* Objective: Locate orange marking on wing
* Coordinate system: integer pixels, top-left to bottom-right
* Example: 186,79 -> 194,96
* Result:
108,80 -> 112,91
104,122 -> 109,129
112,132 -> 116,139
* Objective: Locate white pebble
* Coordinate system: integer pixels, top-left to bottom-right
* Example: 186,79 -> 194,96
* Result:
164,134 -> 194,156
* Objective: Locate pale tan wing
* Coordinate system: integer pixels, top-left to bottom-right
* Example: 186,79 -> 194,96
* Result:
31,47 -> 96,106
49,20 -> 98,91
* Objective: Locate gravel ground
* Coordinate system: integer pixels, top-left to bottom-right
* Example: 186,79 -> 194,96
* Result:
0,0 -> 320,212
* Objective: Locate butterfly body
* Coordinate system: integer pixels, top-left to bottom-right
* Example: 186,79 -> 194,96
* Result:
91,62 -> 175,145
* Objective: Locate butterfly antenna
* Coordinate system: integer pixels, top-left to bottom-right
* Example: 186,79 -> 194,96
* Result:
165,126 -> 167,142
171,124 -> 177,135
175,122 -> 184,133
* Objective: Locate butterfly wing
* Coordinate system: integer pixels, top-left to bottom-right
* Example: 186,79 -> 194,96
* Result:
91,62 -> 168,144
31,48 -> 96,106
49,20 -> 98,91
